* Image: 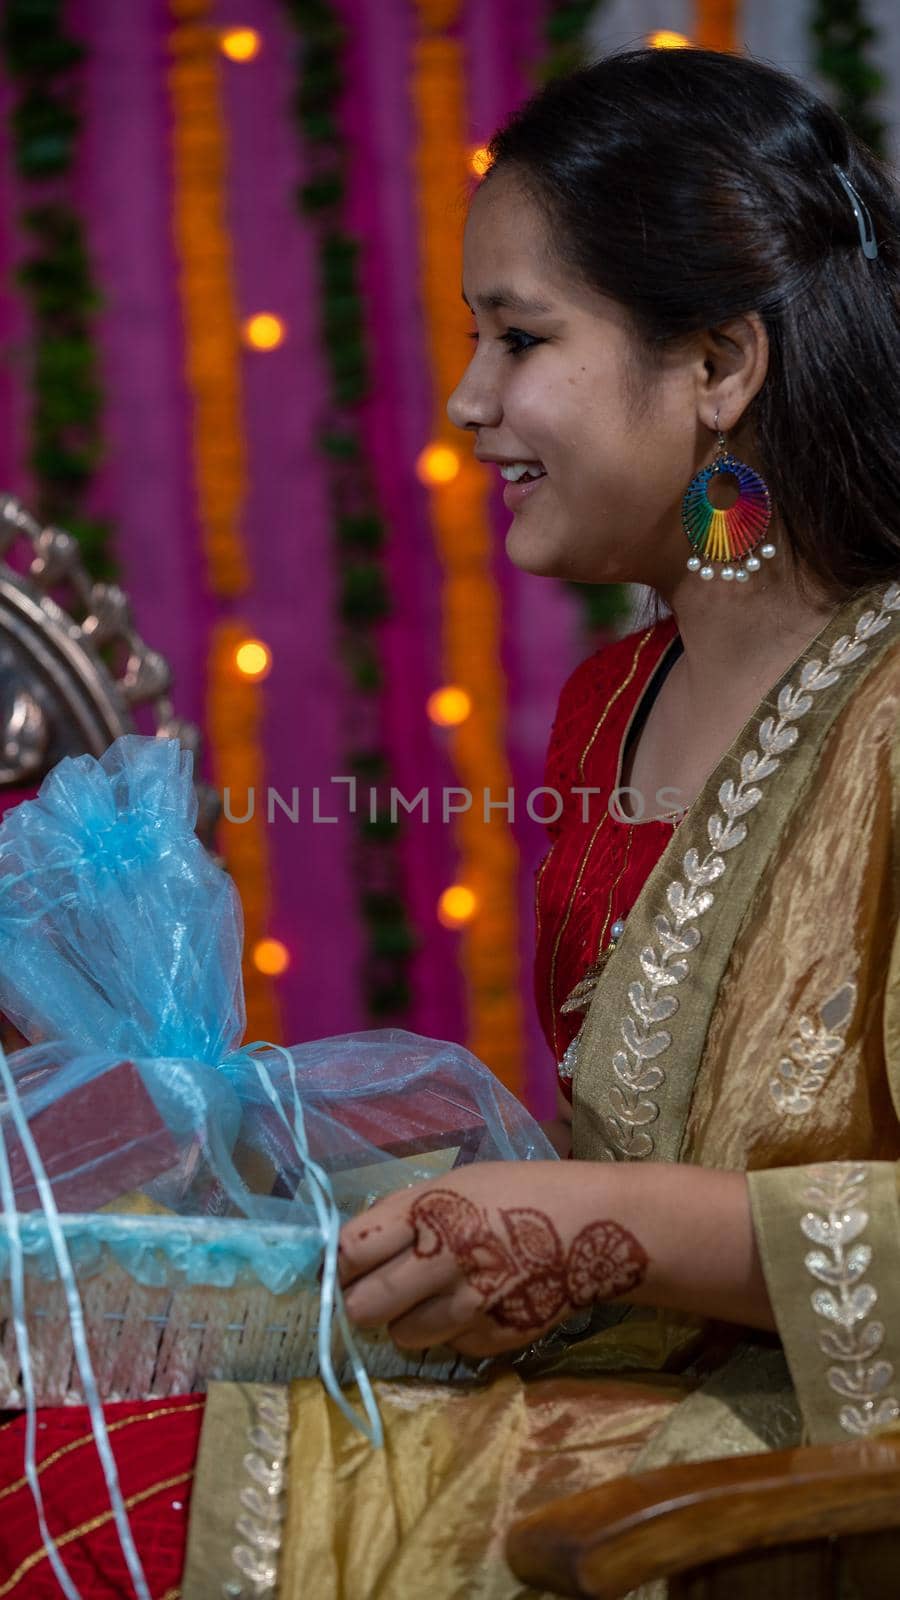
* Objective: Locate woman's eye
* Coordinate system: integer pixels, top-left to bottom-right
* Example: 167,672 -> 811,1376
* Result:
466,329 -> 542,357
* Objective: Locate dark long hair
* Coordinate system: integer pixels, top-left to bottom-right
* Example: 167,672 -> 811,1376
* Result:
481,46 -> 900,617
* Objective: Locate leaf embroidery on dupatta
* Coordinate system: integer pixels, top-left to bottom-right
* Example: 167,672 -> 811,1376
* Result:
769,980 -> 857,1115
229,1385 -> 290,1596
592,582 -> 900,1160
801,1163 -> 899,1437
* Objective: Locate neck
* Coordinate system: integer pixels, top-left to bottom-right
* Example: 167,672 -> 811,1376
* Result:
655,553 -> 845,709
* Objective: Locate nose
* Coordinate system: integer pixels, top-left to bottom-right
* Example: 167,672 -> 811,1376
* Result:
446,359 -> 500,434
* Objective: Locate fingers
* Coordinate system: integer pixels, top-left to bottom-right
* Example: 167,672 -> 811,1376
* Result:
385,1287 -> 477,1349
342,1242 -> 457,1330
338,1199 -> 414,1289
446,1330 -> 497,1359
387,1300 -> 533,1359
446,1317 -> 540,1361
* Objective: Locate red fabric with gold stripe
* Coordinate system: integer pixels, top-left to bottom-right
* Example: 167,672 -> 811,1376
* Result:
534,618 -> 682,1101
0,1397 -> 202,1598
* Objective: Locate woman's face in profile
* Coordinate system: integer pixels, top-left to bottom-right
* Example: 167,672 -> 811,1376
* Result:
447,171 -> 702,590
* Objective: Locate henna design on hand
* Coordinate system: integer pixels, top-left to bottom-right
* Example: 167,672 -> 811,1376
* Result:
407,1190 -> 519,1299
407,1188 -> 648,1335
567,1220 -> 645,1303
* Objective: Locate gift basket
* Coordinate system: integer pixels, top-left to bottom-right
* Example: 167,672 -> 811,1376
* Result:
0,735 -> 556,1429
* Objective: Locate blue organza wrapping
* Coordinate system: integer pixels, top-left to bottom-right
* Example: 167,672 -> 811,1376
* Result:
0,735 -> 556,1290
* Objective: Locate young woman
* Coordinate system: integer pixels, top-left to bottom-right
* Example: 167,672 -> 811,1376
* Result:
3,43 -> 900,1600
179,43 -> 900,1597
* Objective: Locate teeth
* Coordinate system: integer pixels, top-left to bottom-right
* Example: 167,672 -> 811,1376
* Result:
499,462 -> 545,481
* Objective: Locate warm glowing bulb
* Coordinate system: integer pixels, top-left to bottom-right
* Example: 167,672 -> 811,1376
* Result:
469,145 -> 492,177
417,443 -> 460,486
427,686 -> 472,727
647,30 -> 692,49
234,638 -> 272,680
243,313 -> 286,351
221,28 -> 262,62
252,937 -> 290,976
437,885 -> 478,928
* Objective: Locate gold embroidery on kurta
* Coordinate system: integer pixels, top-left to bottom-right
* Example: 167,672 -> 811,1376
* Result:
801,1163 -> 900,1437
548,813 -> 609,1063
546,629 -> 657,1060
769,981 -> 857,1115
594,583 -> 900,1159
557,828 -> 636,1082
577,627 -> 658,785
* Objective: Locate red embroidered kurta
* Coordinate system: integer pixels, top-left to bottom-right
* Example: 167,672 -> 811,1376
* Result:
0,620 -> 684,1592
534,616 -> 684,1102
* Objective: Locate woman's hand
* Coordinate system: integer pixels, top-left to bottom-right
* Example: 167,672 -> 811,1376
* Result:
336,1160 -> 648,1359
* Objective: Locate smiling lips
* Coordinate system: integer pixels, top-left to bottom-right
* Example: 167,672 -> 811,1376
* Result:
502,472 -> 548,510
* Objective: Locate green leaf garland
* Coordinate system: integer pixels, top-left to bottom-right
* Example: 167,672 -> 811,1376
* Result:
2,0 -> 113,579
282,0 -> 419,1019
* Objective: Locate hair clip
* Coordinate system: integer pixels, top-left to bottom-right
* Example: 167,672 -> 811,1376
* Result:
832,164 -> 879,259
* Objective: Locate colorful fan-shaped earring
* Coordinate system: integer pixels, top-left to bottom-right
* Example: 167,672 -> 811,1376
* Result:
682,411 -> 775,582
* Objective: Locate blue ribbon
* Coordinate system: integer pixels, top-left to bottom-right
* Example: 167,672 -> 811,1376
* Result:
223,1040 -> 384,1449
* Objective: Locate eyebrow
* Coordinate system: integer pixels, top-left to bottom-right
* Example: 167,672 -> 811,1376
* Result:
461,287 -> 554,315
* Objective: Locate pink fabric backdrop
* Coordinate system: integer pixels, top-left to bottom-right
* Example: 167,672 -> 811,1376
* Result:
69,0 -> 210,735
338,0 -> 465,1048
215,0 -> 364,1043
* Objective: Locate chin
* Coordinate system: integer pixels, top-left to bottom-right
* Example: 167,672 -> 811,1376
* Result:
504,529 -> 569,579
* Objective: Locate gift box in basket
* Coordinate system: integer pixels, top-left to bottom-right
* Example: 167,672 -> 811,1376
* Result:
0,735 -> 557,1423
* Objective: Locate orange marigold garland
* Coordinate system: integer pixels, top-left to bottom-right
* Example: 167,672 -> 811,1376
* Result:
207,620 -> 282,1044
167,0 -> 250,599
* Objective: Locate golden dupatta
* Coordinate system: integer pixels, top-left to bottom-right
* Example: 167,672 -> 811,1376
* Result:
571,577 -> 900,1457
183,579 -> 900,1598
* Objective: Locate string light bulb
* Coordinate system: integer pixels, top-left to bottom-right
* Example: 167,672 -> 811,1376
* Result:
242,313 -> 286,351
427,686 -> 472,727
437,885 -> 478,928
416,443 -> 461,486
647,30 -> 692,48
252,937 -> 290,976
468,145 -> 492,177
234,638 -> 272,681
220,28 -> 262,62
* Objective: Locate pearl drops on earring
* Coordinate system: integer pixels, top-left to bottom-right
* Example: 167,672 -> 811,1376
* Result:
682,411 -> 775,582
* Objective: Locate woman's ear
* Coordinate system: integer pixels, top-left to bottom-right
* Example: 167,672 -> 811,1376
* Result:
697,312 -> 769,431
